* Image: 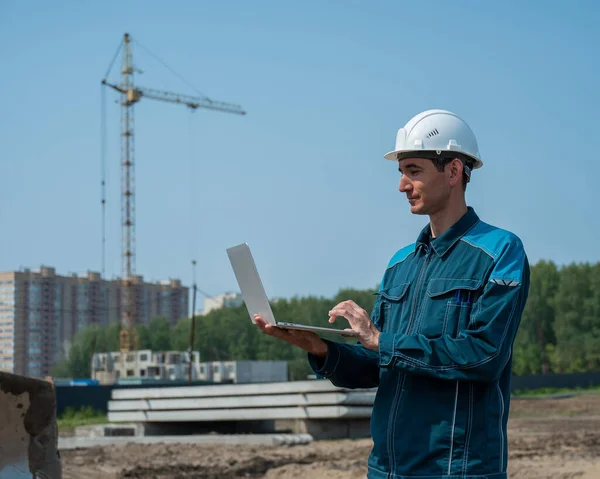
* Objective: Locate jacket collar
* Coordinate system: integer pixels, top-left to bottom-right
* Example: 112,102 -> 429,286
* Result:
416,206 -> 480,257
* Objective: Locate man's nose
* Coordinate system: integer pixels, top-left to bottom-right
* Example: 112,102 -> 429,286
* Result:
399,175 -> 411,193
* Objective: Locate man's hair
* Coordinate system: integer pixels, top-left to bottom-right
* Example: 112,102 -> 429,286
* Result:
431,156 -> 474,190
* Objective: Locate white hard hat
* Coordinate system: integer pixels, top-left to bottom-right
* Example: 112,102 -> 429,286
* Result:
384,109 -> 483,171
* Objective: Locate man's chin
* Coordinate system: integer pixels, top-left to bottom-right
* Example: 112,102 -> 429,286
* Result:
409,204 -> 427,215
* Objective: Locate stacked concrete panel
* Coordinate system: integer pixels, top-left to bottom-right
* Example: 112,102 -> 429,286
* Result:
108,380 -> 377,439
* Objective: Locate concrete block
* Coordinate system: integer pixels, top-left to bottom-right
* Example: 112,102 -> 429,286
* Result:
0,372 -> 61,479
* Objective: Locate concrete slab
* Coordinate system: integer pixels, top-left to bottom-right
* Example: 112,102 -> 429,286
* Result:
108,405 -> 373,422
58,433 -> 313,450
111,380 -> 375,400
109,391 -> 376,411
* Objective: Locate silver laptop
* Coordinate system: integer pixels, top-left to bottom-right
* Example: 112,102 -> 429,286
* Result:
226,243 -> 358,337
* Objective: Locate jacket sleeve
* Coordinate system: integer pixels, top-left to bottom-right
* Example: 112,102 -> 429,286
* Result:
307,295 -> 383,389
378,240 -> 530,382
307,340 -> 380,389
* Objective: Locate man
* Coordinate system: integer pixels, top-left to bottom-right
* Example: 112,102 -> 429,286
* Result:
255,109 -> 530,478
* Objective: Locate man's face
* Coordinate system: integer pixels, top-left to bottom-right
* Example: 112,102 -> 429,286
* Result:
398,157 -> 451,215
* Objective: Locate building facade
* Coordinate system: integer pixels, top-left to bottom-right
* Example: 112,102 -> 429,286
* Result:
92,349 -> 201,384
0,266 -> 188,378
198,360 -> 288,384
202,292 -> 243,315
90,352 -> 288,385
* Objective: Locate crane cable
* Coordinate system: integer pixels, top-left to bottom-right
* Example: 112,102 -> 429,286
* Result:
100,38 -> 124,279
188,111 -> 198,271
100,85 -> 107,278
103,38 -> 124,81
134,40 -> 209,100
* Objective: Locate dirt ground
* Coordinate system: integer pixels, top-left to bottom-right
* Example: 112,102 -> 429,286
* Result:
61,394 -> 600,478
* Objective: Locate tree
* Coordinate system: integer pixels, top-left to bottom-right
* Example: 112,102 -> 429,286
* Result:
514,261 -> 559,374
553,263 -> 592,373
136,324 -> 152,350
148,316 -> 171,351
169,317 -> 191,351
582,263 -> 600,370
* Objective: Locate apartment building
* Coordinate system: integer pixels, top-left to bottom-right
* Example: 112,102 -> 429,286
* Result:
0,266 -> 188,377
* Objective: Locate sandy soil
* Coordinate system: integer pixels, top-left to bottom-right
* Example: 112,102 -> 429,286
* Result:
61,394 -> 600,478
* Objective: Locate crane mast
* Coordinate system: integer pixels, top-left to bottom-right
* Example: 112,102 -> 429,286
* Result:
101,33 -> 246,354
120,33 -> 136,353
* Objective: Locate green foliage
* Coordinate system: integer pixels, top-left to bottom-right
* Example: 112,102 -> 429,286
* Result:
136,324 -> 152,349
514,260 -> 559,374
53,261 -> 600,379
57,406 -> 107,429
149,316 -> 171,351
512,385 -> 600,397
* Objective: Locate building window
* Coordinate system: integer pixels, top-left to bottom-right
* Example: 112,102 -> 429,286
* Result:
214,365 -> 220,374
140,353 -> 148,361
126,369 -> 134,377
140,369 -> 146,377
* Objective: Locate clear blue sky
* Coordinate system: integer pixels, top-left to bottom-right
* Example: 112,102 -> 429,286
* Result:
1,1 -> 599,305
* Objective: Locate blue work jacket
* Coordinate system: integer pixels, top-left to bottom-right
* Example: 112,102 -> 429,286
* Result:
309,207 -> 530,478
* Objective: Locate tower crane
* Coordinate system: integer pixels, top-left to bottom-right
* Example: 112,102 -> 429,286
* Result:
101,33 -> 246,354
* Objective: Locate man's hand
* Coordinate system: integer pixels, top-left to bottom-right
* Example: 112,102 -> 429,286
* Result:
254,315 -> 329,358
328,300 -> 380,351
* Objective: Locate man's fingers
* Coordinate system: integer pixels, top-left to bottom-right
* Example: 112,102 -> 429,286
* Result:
265,324 -> 288,338
255,315 -> 310,344
328,303 -> 350,323
254,316 -> 271,332
329,307 -> 358,326
255,315 -> 284,338
336,300 -> 366,317
347,301 -> 366,315
341,327 -> 357,338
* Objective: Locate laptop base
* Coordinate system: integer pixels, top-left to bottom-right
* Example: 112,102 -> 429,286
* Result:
276,322 -> 359,337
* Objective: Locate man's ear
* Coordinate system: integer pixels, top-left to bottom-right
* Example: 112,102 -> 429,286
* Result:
448,158 -> 463,186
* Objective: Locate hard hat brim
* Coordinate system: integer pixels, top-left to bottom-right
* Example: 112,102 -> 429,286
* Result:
384,149 -> 483,169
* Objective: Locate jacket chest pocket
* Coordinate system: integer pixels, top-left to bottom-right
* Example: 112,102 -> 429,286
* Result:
419,278 -> 481,339
372,282 -> 410,333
